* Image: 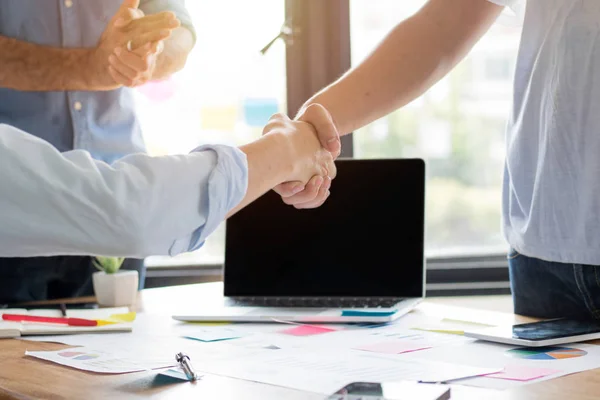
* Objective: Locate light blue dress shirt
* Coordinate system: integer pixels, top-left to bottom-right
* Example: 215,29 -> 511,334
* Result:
489,0 -> 600,264
0,124 -> 248,258
0,0 -> 195,163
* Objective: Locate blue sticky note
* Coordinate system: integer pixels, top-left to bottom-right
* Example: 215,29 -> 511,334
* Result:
243,97 -> 279,127
183,328 -> 248,342
342,310 -> 398,317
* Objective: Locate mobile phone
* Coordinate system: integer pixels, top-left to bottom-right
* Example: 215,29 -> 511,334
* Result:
326,381 -> 450,400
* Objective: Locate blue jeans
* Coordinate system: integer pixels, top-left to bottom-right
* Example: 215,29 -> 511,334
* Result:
509,249 -> 600,319
0,257 -> 145,304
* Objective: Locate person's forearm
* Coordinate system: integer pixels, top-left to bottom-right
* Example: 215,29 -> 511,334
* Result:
227,133 -> 295,217
301,0 -> 503,135
0,36 -> 115,92
0,124 -> 247,258
152,27 -> 194,80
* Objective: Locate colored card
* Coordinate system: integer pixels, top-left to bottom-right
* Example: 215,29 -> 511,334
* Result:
280,325 -> 338,336
355,341 -> 433,355
184,328 -> 247,342
486,365 -> 561,381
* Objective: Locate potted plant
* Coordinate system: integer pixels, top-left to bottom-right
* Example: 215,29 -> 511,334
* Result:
92,256 -> 139,307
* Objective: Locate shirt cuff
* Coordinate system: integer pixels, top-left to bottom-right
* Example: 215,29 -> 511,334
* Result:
168,144 -> 248,256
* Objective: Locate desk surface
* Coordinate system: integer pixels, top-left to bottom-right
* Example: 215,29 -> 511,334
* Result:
2,283 -> 600,400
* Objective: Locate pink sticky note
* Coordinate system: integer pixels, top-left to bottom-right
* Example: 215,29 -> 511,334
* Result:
280,325 -> 338,336
486,365 -> 561,381
355,341 -> 432,354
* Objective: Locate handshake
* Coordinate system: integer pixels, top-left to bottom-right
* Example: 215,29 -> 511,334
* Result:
90,0 -> 181,89
263,104 -> 342,209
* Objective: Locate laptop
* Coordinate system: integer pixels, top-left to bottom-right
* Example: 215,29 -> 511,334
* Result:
173,158 -> 426,323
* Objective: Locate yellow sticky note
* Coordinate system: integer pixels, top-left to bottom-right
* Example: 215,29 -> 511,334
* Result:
108,312 -> 137,323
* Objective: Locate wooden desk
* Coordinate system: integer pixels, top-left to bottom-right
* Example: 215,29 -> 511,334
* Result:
1,283 -> 599,400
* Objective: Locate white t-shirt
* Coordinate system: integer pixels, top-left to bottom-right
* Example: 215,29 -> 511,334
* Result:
489,0 -> 600,264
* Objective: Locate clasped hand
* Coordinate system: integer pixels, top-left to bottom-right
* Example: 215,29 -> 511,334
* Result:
97,0 -> 180,88
264,104 -> 342,209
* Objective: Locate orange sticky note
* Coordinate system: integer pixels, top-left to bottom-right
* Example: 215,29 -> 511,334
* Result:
280,325 -> 338,336
355,341 -> 432,354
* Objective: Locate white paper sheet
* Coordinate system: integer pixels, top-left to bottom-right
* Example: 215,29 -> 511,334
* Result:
401,340 -> 600,389
186,345 -> 500,394
25,346 -> 174,374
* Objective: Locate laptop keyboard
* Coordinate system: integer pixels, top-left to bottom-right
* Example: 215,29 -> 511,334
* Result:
228,297 -> 405,308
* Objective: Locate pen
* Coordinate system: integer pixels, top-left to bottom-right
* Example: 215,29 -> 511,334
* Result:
176,352 -> 200,381
1,314 -> 115,327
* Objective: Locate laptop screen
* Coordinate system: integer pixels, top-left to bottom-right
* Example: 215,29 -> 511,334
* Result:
224,158 -> 425,298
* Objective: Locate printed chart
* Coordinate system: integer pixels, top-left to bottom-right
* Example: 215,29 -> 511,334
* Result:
507,347 -> 588,360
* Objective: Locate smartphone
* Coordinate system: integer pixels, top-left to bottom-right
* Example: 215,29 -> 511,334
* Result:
326,381 -> 450,400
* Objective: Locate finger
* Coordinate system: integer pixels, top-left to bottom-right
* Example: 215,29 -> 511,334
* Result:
122,12 -> 179,33
326,158 -> 337,180
108,65 -> 136,87
297,103 -> 341,158
281,175 -> 324,206
108,54 -> 140,81
295,176 -> 332,210
114,8 -> 144,27
114,47 -> 151,72
273,181 -> 306,198
129,30 -> 172,51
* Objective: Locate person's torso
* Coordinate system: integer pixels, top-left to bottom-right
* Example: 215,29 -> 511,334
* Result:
504,0 -> 600,263
0,0 -> 145,163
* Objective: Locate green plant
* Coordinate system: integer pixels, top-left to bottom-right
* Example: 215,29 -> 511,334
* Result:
93,256 -> 125,274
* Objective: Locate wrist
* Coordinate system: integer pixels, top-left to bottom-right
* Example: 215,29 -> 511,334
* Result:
82,48 -> 119,91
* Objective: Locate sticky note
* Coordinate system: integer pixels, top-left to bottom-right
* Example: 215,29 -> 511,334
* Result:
108,312 -> 137,323
355,341 -> 432,355
280,325 -> 338,336
184,328 -> 247,342
342,310 -> 398,317
486,365 -> 561,381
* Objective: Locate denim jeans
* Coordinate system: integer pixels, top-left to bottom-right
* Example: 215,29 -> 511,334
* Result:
508,249 -> 600,319
0,257 -> 145,304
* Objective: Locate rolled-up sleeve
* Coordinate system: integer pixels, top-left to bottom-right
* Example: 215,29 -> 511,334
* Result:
140,0 -> 196,43
0,124 -> 247,258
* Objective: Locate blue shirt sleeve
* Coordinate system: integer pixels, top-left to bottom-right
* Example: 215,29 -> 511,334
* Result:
0,124 -> 247,258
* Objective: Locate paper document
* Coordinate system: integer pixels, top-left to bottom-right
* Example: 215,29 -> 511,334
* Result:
26,347 -> 174,374
187,345 -> 500,394
401,340 -> 600,390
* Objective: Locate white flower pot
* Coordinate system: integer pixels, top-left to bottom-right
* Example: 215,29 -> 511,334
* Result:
92,270 -> 139,307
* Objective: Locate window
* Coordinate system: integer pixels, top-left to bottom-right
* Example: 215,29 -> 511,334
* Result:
350,0 -> 522,258
136,1 -> 287,267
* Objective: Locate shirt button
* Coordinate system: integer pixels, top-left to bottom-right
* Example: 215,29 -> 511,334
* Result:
73,101 -> 82,111
65,0 -> 73,8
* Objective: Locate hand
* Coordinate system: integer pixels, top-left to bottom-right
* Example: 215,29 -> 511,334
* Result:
273,104 -> 341,209
108,41 -> 164,87
263,113 -> 337,188
92,0 -> 179,86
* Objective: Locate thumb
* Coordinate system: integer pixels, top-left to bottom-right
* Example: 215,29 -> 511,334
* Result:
297,103 -> 341,159
114,0 -> 141,26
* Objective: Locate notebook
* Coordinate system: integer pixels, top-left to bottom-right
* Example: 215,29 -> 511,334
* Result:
0,307 -> 133,338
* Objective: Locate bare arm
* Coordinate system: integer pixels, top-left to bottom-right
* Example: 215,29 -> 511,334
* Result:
275,0 -> 504,208
0,37 -> 112,92
0,0 -> 177,92
302,0 -> 504,136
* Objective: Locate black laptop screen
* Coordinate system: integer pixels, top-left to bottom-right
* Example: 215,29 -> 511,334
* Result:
224,158 -> 425,298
